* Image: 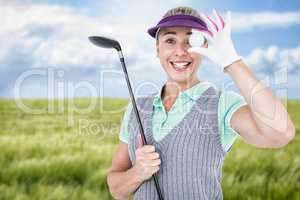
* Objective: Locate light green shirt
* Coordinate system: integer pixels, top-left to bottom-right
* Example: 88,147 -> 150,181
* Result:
119,81 -> 247,152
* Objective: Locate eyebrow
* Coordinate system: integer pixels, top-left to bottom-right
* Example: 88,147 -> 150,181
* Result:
162,31 -> 192,36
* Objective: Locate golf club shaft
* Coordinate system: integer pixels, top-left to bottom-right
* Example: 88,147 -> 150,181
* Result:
118,50 -> 164,200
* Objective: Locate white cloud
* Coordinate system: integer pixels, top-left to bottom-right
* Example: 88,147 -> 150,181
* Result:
232,11 -> 300,31
0,2 -> 160,70
245,46 -> 300,74
1,2 -> 300,71
0,1 -> 168,97
0,1 -> 300,98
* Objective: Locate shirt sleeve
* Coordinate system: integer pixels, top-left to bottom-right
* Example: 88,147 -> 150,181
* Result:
218,90 -> 247,152
119,101 -> 133,143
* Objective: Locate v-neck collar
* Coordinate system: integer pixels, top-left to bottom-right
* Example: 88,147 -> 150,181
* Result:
153,81 -> 212,111
145,86 -> 214,151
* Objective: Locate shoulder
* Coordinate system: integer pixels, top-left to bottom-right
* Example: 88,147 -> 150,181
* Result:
136,93 -> 156,107
219,89 -> 246,109
217,89 -> 247,151
204,81 -> 220,95
218,88 -> 247,127
220,89 -> 243,99
203,81 -> 241,97
127,93 -> 156,116
125,93 -> 153,111
202,82 -> 222,103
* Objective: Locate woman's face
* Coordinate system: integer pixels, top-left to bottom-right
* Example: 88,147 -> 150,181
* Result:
156,26 -> 206,84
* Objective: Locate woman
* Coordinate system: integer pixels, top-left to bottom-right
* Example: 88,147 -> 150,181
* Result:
106,6 -> 295,200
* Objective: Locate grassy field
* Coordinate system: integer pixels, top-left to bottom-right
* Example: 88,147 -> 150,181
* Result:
0,98 -> 299,200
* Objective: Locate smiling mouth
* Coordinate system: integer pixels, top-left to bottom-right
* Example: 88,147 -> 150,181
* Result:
170,61 -> 192,72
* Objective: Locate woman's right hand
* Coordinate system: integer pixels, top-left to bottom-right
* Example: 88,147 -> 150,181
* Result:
133,135 -> 161,182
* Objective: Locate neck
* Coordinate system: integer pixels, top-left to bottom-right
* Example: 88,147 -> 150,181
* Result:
162,78 -> 201,101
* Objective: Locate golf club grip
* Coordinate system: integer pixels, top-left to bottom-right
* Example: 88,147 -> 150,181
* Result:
119,56 -> 164,200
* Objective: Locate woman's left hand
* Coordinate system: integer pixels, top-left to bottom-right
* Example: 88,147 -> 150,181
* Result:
188,9 -> 242,72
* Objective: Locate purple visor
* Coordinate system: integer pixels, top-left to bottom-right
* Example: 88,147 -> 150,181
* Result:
147,14 -> 209,38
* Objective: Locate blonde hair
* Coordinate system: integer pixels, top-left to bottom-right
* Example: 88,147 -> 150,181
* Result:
156,6 -> 202,43
163,6 -> 201,19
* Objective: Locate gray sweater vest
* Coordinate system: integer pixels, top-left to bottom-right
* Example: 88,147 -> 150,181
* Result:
127,86 -> 227,200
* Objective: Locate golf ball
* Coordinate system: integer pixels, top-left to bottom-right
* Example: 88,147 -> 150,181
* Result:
189,29 -> 205,47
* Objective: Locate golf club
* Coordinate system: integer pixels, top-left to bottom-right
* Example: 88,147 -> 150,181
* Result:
89,36 -> 164,200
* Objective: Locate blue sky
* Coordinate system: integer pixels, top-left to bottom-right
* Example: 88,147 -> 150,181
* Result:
1,0 -> 299,99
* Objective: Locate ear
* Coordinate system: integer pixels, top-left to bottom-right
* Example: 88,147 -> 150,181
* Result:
156,43 -> 159,57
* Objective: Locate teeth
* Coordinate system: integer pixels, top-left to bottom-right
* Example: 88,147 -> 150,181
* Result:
172,62 -> 190,68
174,62 -> 188,67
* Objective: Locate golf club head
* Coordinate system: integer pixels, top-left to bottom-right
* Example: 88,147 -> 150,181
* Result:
89,36 -> 121,51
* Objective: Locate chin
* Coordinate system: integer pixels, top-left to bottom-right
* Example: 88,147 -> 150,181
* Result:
167,68 -> 196,83
168,74 -> 194,84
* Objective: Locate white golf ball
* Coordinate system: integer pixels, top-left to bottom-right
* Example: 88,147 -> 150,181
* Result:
189,29 -> 205,47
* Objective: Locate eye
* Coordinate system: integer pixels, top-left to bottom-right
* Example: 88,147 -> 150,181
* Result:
165,38 -> 175,44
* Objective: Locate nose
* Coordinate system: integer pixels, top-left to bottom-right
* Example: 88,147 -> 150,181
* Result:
174,42 -> 190,56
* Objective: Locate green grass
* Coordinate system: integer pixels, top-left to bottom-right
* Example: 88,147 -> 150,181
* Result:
0,98 -> 299,199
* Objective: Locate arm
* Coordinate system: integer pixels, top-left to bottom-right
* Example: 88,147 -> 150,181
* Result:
225,61 -> 295,148
107,102 -> 142,199
108,101 -> 161,199
107,141 -> 142,200
107,139 -> 161,199
188,9 -> 295,148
